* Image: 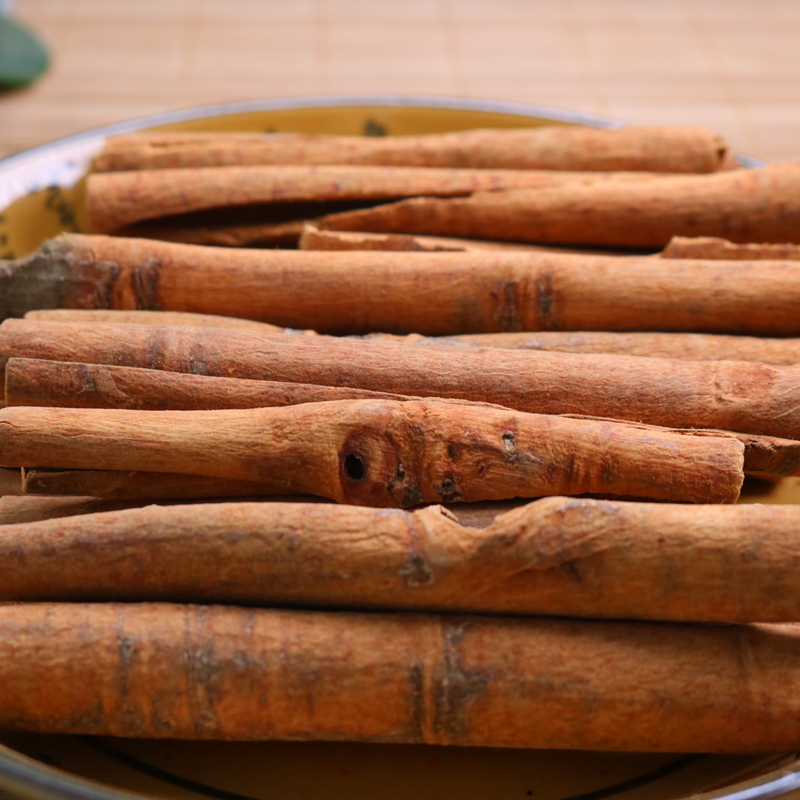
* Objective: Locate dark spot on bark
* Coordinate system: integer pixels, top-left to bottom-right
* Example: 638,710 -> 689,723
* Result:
437,475 -> 460,502
477,462 -> 487,476
407,660 -> 426,744
399,552 -> 435,587
493,281 -> 522,331
601,467 -> 614,485
344,452 -> 366,481
535,268 -> 560,330
562,560 -> 582,582
130,257 -> 162,310
447,444 -> 459,461
403,484 -> 423,507
779,457 -> 799,476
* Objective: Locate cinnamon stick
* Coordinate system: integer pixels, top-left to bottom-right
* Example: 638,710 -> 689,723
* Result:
403,330 -> 800,365
20,468 -> 286,500
24,308 -> 287,332
0,400 -> 745,505
3,602 -> 800,752
93,126 -> 729,173
7,497 -> 800,624
5,233 -> 800,336
0,495 -> 152,524
318,164 -> 800,247
4,358 -> 403,410
87,166 -> 664,234
661,236 -> 800,260
7,359 -> 799,481
298,224 -> 617,255
3,320 -> 800,438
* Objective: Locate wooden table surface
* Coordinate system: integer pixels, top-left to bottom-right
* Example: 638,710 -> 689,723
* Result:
1,0 -> 799,163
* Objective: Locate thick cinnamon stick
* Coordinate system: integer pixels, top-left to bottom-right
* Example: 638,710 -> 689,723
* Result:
5,233 -> 800,336
93,126 -> 728,173
318,164 -> 800,247
6,497 -> 800,624
6,359 -> 799,480
87,166 -> 663,234
3,320 -> 800,438
661,236 -> 800,260
24,308 -> 287,332
3,602 -> 800,752
0,400 -> 745,505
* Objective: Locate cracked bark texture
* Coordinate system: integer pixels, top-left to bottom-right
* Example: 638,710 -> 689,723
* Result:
3,602 -> 800,751
0,399 -> 744,505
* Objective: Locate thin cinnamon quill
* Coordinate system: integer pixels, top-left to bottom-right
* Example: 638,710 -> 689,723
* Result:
5,233 -> 800,336
3,320 -> 800,438
6,497 -> 800,624
298,224 -> 618,254
24,308 -> 287,332
3,602 -> 800,752
86,166 -> 664,234
661,235 -> 800,260
93,125 -> 729,173
318,164 -> 800,247
0,400 -> 745,505
6,359 -> 799,481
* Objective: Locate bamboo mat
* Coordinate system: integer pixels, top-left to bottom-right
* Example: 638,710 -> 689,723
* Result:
1,0 -> 799,163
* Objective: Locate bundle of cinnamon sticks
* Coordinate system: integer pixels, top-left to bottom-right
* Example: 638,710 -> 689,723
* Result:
4,122 -> 800,755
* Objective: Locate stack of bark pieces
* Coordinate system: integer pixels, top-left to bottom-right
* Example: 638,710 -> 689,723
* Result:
3,124 -> 800,754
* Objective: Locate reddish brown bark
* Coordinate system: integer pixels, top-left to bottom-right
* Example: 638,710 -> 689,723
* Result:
2,320 -> 799,438
4,234 -> 800,336
93,126 -> 729,173
661,236 -> 800,260
2,602 -> 800,751
318,164 -> 800,247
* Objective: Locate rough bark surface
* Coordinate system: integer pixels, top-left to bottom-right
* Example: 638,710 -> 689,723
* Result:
4,234 -> 800,335
2,320 -> 799,438
93,126 -> 728,172
87,166 -> 664,233
318,164 -> 800,247
3,602 -> 800,752
0,400 -> 744,505
5,497 -> 800,623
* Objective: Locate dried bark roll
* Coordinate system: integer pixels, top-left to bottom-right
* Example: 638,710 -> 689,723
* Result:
4,358 -> 404,410
3,320 -> 800,438
0,400 -> 745,505
319,164 -> 800,247
3,602 -> 800,752
86,166 -> 663,234
93,126 -> 729,173
5,233 -> 800,336
661,236 -> 800,260
8,497 -> 800,623
24,308 -> 288,332
298,224 -> 613,254
381,331 -> 800,365
6,359 -> 798,481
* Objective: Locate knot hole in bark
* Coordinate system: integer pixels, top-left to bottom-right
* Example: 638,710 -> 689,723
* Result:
344,452 -> 366,481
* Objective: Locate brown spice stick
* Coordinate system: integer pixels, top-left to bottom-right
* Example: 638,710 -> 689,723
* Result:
0,467 -> 21,496
318,164 -> 800,247
6,497 -> 800,624
93,126 -> 728,173
87,166 -> 664,234
3,320 -> 800,438
20,468 -> 288,500
24,308 -> 288,332
298,223 -> 621,255
0,400 -> 745,505
661,236 -> 800,260
7,359 -> 799,480
404,331 -> 800,365
0,495 -> 151,524
4,358 -> 403,410
4,602 -> 800,751
5,233 -> 800,336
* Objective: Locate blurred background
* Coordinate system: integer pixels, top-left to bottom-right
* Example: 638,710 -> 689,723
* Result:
1,0 -> 797,163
